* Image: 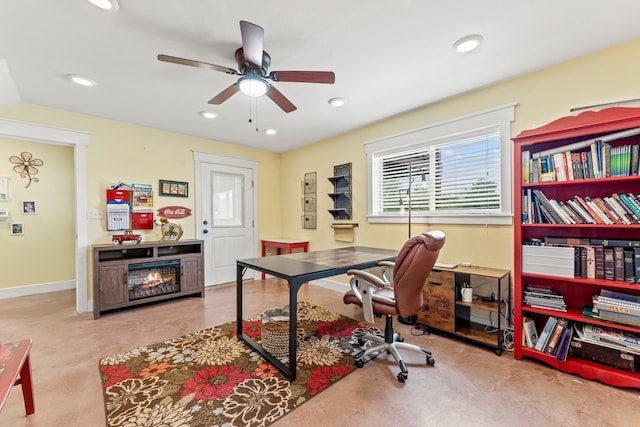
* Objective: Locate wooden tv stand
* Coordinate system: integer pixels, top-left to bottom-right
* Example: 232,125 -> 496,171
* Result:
92,240 -> 204,319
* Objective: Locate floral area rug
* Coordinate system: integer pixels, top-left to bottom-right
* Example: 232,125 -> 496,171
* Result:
99,302 -> 381,427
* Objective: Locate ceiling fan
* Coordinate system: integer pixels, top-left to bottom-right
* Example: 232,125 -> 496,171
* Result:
158,20 -> 335,113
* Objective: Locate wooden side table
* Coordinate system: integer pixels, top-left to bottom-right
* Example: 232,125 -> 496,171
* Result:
260,239 -> 309,279
0,338 -> 35,416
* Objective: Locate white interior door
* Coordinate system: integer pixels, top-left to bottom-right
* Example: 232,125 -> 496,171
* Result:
195,153 -> 257,286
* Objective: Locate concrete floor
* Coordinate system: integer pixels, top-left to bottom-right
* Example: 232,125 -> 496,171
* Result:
1,280 -> 639,427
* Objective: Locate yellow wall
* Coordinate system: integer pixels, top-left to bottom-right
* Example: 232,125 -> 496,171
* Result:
280,38 -> 640,275
1,37 -> 639,293
0,139 -> 74,287
0,104 -> 282,291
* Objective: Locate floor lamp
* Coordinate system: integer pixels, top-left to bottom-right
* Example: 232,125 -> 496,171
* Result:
402,162 -> 426,239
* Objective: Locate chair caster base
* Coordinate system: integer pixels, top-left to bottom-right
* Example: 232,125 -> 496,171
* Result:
427,356 -> 435,366
397,372 -> 408,383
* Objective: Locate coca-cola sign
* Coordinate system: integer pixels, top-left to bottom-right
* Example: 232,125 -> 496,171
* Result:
157,206 -> 192,219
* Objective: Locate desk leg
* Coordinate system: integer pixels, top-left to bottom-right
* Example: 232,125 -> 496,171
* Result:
261,243 -> 267,280
20,354 -> 35,415
237,264 -> 244,337
288,278 -> 302,379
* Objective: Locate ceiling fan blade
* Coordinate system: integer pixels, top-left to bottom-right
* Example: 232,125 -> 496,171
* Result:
208,83 -> 240,104
239,21 -> 264,68
265,85 -> 297,113
270,71 -> 335,84
158,54 -> 238,75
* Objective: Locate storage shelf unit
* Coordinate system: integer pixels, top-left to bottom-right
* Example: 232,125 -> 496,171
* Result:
92,240 -> 204,319
513,107 -> 640,388
328,163 -> 352,220
417,265 -> 511,354
301,172 -> 317,229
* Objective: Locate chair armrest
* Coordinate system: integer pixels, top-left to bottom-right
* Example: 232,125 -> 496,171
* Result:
346,269 -> 388,288
378,261 -> 395,284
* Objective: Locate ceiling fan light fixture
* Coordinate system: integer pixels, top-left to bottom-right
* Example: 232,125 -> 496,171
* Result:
67,74 -> 96,87
87,0 -> 119,11
454,34 -> 483,53
238,76 -> 268,98
329,97 -> 345,107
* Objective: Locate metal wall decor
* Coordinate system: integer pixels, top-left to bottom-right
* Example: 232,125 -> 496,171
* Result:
9,152 -> 43,188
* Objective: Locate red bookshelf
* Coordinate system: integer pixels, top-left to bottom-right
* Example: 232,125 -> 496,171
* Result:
513,107 -> 640,388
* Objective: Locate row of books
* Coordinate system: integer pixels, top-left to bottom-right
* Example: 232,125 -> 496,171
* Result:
523,237 -> 640,283
522,189 -> 640,225
524,285 -> 567,312
529,317 -> 573,362
522,141 -> 640,184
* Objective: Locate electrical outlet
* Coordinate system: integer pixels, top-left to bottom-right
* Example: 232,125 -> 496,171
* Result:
87,209 -> 103,219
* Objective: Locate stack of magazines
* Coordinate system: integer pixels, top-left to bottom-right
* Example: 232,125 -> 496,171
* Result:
573,323 -> 640,355
592,289 -> 640,327
524,284 -> 567,312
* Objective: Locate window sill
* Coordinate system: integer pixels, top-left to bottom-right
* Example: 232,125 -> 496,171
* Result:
367,213 -> 513,226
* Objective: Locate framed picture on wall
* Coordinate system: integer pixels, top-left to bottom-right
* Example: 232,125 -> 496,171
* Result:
22,200 -> 37,214
11,223 -> 24,235
159,180 -> 188,197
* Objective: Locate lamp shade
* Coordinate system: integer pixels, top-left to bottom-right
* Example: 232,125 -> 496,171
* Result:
238,76 -> 268,97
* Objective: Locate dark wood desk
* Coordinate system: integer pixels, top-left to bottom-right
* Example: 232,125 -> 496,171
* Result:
237,246 -> 397,380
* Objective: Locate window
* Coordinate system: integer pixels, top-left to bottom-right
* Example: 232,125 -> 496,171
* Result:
366,103 -> 516,225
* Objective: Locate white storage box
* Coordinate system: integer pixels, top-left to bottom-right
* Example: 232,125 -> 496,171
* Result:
522,245 -> 575,278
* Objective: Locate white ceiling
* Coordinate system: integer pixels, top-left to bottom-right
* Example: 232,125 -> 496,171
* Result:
2,1 -> 640,153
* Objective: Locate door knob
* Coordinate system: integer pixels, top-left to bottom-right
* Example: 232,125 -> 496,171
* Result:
203,229 -> 209,234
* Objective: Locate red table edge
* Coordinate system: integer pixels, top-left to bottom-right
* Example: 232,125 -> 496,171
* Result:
0,338 -> 35,415
261,240 -> 309,279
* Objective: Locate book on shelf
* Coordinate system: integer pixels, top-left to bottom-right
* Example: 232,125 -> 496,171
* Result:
593,245 -> 603,280
596,309 -> 640,328
522,150 -> 530,184
599,289 -> 640,306
624,249 -> 635,283
544,318 -> 570,355
614,246 -> 625,282
522,317 -> 539,348
534,316 -> 558,352
603,248 -> 615,281
635,247 -> 640,284
555,326 -> 573,362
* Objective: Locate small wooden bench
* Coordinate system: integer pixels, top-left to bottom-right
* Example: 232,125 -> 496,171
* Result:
0,339 -> 35,416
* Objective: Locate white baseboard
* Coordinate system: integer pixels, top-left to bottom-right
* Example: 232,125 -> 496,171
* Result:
0,280 -> 75,299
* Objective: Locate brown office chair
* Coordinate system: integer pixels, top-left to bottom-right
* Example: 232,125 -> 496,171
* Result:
343,230 -> 445,382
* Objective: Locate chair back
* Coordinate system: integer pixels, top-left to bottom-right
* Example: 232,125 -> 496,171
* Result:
393,231 -> 445,317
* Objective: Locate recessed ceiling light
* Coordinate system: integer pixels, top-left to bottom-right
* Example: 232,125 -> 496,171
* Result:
200,111 -> 217,119
87,0 -> 119,11
329,97 -> 345,107
454,34 -> 483,53
264,129 -> 277,135
67,74 -> 96,87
